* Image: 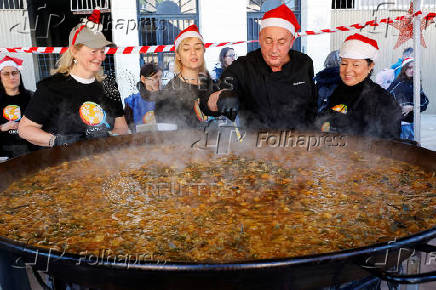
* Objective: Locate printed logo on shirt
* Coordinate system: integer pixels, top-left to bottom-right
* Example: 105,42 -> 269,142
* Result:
79,101 -> 110,128
3,105 -> 21,122
142,111 -> 156,124
331,104 -> 348,114
292,81 -> 305,86
194,99 -> 209,122
321,122 -> 331,132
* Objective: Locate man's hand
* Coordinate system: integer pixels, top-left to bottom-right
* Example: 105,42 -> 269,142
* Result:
0,121 -> 19,132
217,90 -> 239,121
402,105 -> 413,116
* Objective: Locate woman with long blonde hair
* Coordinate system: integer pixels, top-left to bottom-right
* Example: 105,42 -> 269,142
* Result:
19,9 -> 128,147
154,24 -> 218,128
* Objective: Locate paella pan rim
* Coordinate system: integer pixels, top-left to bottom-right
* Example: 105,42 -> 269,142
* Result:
0,225 -> 435,271
0,131 -> 435,272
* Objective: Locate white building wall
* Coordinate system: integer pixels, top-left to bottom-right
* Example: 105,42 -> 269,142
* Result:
300,0 -> 332,74
0,10 -> 37,92
198,0 -> 248,74
111,0 -> 141,103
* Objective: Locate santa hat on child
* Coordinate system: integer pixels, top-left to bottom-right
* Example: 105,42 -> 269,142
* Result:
261,4 -> 300,36
402,57 -> 414,67
0,56 -> 23,71
339,33 -> 379,61
69,8 -> 114,48
174,24 -> 204,50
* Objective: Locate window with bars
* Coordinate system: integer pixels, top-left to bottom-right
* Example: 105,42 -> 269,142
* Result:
36,54 -> 115,82
0,0 -> 24,9
138,0 -> 199,70
70,0 -> 111,14
332,0 -> 355,9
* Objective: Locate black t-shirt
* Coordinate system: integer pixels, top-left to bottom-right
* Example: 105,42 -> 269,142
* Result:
24,73 -> 124,138
0,90 -> 34,158
155,75 -> 216,129
317,78 -> 402,139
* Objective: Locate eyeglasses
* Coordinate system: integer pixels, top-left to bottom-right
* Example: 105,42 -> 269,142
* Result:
226,54 -> 236,58
1,71 -> 20,78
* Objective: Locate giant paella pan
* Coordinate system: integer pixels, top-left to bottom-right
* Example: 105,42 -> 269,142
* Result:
0,130 -> 435,289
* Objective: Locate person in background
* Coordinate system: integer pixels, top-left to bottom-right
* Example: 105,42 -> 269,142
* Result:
211,47 -> 236,81
0,56 -> 35,159
314,50 -> 341,112
154,24 -> 216,128
124,63 -> 161,133
18,9 -> 128,147
375,67 -> 395,90
387,58 -> 429,140
317,33 -> 402,139
391,47 -> 414,79
376,47 -> 414,90
205,4 -> 317,129
161,60 -> 175,87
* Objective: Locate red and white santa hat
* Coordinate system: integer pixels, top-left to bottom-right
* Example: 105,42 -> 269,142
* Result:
339,33 -> 379,61
0,56 -> 23,71
402,57 -> 414,67
69,8 -> 113,48
174,24 -> 204,50
261,4 -> 300,36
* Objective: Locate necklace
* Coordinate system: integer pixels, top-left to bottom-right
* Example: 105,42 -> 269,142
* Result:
180,73 -> 198,85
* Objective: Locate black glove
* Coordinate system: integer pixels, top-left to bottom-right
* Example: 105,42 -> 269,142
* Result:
217,90 -> 239,122
53,134 -> 82,146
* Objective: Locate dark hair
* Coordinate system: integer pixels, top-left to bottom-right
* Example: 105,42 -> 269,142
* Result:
365,59 -> 374,76
219,47 -> 235,69
0,70 -> 26,96
402,47 -> 414,58
397,60 -> 414,81
140,63 -> 161,78
324,50 -> 340,68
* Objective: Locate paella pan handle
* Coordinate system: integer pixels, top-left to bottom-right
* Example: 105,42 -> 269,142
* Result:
362,243 -> 436,284
392,138 -> 419,147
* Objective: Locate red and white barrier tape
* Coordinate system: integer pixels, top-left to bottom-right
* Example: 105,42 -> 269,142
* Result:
296,11 -> 435,36
0,12 -> 434,55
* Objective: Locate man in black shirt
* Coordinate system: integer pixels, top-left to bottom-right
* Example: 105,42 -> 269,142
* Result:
204,4 -> 317,130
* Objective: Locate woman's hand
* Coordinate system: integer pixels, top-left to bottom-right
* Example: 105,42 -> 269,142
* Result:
110,116 -> 129,135
0,121 -> 19,132
208,90 -> 222,112
402,105 -> 413,116
18,116 -> 53,146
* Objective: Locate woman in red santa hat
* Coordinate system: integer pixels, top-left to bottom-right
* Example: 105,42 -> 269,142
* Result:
154,24 -> 218,128
0,56 -> 35,159
19,8 -> 128,148
317,33 -> 402,139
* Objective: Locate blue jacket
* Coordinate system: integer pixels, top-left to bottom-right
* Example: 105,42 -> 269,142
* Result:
387,78 -> 429,123
124,92 -> 155,125
314,66 -> 341,112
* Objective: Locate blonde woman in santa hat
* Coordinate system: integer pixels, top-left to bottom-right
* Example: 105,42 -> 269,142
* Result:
0,56 -> 36,159
317,33 -> 402,139
387,58 -> 429,140
154,24 -> 218,128
19,9 -> 128,147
